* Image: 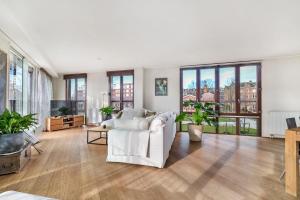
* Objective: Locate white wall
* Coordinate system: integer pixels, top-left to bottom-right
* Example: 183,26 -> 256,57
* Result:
0,32 -> 9,52
134,68 -> 144,109
86,72 -> 108,124
52,75 -> 65,100
261,56 -> 300,137
143,67 -> 180,113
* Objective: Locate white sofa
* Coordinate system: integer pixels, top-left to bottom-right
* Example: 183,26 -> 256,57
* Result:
101,109 -> 176,168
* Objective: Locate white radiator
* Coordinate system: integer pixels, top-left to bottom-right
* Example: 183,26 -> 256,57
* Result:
267,111 -> 300,138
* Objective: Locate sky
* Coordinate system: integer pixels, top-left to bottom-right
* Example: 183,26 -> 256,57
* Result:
183,66 -> 257,89
112,75 -> 133,89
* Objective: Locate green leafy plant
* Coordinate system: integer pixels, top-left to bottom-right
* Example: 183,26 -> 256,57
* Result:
58,106 -> 70,116
0,109 -> 37,134
99,106 -> 114,115
175,100 -> 218,126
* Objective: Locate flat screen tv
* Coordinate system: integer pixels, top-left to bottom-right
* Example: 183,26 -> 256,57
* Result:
50,100 -> 78,116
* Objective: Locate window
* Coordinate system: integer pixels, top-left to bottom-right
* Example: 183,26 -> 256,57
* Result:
64,74 -> 87,115
107,70 -> 134,111
180,63 -> 261,136
8,50 -> 23,114
219,67 -> 236,113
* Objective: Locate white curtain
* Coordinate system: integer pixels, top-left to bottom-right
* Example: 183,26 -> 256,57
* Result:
32,68 -> 53,130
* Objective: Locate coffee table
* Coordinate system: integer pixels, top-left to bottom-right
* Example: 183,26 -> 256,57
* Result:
87,126 -> 111,145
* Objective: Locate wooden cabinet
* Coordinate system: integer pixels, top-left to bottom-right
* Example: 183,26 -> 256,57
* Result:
46,115 -> 85,131
47,118 -> 63,131
74,115 -> 84,127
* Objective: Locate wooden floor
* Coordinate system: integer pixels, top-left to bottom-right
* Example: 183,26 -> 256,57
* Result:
0,128 -> 296,200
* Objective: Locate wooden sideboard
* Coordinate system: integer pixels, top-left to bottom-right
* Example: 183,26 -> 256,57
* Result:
46,115 -> 85,131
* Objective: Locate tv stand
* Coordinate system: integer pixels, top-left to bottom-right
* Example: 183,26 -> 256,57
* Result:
46,115 -> 85,131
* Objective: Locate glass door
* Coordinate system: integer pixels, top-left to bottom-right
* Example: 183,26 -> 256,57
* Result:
109,74 -> 134,111
122,75 -> 134,108
181,69 -> 197,131
238,65 -> 260,136
218,66 -> 237,134
200,68 -> 216,133
110,76 -> 121,110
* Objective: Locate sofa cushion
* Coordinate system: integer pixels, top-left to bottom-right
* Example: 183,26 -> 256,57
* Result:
121,108 -> 145,120
114,118 -> 149,131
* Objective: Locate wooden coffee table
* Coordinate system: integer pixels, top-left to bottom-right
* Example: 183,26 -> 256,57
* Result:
87,126 -> 111,145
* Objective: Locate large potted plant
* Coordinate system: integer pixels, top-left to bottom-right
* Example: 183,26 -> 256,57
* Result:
0,109 -> 37,154
99,106 -> 114,121
176,101 -> 218,141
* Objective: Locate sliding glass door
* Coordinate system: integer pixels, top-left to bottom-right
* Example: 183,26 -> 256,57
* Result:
180,63 -> 261,136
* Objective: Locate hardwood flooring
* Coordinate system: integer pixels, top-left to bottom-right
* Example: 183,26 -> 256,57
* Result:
0,128 -> 296,200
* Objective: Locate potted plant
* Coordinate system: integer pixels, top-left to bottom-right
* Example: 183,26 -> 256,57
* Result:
58,106 -> 70,116
175,100 -> 218,141
99,106 -> 114,121
0,109 -> 37,154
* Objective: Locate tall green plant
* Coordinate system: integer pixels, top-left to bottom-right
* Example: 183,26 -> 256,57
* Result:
175,100 -> 218,126
0,109 -> 37,134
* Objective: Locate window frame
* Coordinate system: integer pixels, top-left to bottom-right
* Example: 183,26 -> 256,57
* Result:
107,70 -> 134,111
64,73 -> 87,116
180,63 -> 262,136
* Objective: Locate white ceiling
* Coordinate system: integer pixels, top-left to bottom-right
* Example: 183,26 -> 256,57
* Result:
0,0 -> 300,75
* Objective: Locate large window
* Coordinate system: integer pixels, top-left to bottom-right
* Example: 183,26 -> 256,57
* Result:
180,63 -> 261,136
8,50 -> 23,114
107,70 -> 134,111
64,74 -> 87,115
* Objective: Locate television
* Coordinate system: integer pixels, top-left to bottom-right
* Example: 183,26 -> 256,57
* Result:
50,100 -> 78,116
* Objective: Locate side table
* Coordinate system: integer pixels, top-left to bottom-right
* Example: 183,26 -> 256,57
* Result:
87,126 -> 111,145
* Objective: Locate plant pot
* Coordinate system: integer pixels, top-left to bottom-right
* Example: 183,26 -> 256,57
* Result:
188,124 -> 203,141
101,113 -> 112,121
0,133 -> 24,154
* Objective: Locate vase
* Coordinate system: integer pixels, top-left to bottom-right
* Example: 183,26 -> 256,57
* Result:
188,124 -> 203,141
0,133 -> 24,154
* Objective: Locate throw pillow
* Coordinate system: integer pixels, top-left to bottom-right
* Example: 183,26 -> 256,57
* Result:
115,111 -> 123,119
144,110 -> 157,118
121,108 -> 136,120
114,118 -> 149,131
